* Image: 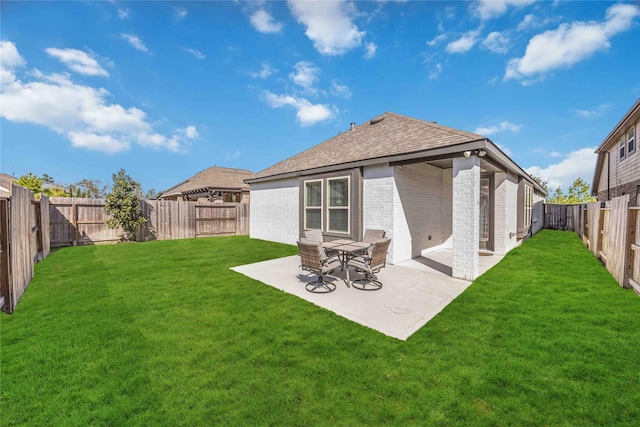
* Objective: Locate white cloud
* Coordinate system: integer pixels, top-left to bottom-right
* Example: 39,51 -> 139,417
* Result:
426,33 -> 447,47
289,61 -> 320,93
249,62 -> 277,79
482,31 -> 510,54
517,13 -> 554,32
183,125 -> 199,139
262,91 -> 335,126
0,40 -> 26,70
474,121 -> 521,135
474,0 -> 537,21
227,150 -> 241,160
250,9 -> 283,33
1,42 -> 193,154
185,48 -> 206,60
121,33 -> 148,52
428,63 -> 442,80
331,79 -> 352,99
526,147 -> 597,191
446,30 -> 480,54
118,8 -> 129,19
288,0 -> 365,55
174,7 -> 188,20
572,104 -> 611,118
46,48 -> 109,77
364,42 -> 377,59
505,3 -> 640,83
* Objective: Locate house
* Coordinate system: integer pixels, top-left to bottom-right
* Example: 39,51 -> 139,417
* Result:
159,166 -> 254,203
0,173 -> 14,198
592,98 -> 640,206
245,112 -> 546,281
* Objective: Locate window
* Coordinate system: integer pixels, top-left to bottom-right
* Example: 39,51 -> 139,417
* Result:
628,125 -> 636,154
304,180 -> 322,230
327,177 -> 350,233
620,135 -> 626,159
302,175 -> 351,235
524,185 -> 533,227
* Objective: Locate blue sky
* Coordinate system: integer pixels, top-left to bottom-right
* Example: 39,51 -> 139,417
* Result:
1,1 -> 639,194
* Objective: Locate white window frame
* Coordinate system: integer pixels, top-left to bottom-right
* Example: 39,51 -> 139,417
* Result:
326,176 -> 351,234
628,124 -> 636,155
620,135 -> 626,159
524,185 -> 533,228
303,179 -> 323,231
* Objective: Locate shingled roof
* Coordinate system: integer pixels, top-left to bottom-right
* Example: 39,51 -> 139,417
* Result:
162,166 -> 254,196
248,112 -> 486,182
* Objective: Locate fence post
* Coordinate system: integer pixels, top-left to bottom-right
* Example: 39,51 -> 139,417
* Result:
626,209 -> 637,288
0,199 -> 10,313
72,202 -> 77,246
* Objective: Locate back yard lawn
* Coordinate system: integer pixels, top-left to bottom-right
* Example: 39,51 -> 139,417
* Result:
1,231 -> 639,426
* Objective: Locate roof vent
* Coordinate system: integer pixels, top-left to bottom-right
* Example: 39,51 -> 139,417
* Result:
350,122 -> 356,130
370,115 -> 385,125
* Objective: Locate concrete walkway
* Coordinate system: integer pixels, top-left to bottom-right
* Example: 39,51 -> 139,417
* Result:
231,250 -> 503,341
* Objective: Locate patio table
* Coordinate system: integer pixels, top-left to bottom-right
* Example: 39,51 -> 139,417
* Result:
323,240 -> 372,286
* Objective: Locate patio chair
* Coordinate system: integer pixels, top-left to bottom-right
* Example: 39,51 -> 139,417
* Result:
347,238 -> 391,291
363,228 -> 386,243
304,229 -> 338,256
297,239 -> 342,293
303,229 -> 324,243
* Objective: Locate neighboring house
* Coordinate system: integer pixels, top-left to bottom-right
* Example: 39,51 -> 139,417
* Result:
0,173 -> 14,198
592,98 -> 640,206
245,112 -> 546,281
159,166 -> 254,203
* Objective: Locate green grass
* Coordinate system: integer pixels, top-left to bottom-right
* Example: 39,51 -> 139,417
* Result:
1,231 -> 639,426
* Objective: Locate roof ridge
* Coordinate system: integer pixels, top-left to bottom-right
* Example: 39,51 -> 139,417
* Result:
384,111 -> 484,139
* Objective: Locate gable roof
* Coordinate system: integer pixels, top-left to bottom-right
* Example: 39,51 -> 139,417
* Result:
591,98 -> 640,196
161,166 -> 254,197
248,112 -> 487,182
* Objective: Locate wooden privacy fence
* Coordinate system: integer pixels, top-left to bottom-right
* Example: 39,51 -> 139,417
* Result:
137,200 -> 249,241
48,198 -> 250,245
545,195 -> 640,296
49,198 -> 122,247
0,184 -> 50,313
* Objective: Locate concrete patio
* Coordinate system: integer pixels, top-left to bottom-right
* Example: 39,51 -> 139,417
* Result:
231,249 -> 503,341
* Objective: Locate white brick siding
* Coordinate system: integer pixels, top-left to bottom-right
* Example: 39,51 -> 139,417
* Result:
249,178 -> 299,245
393,163 -> 451,260
494,172 -> 518,255
363,165 -> 396,261
452,157 -> 480,280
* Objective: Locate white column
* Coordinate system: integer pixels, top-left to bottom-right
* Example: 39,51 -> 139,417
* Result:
452,157 -> 480,280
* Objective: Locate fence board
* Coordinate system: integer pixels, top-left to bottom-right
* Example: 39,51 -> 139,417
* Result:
40,196 -> 50,259
607,195 -> 630,287
49,198 -> 121,246
8,184 -> 35,313
0,199 -> 9,312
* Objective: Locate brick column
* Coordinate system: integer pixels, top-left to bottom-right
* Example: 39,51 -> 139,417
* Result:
452,156 -> 480,280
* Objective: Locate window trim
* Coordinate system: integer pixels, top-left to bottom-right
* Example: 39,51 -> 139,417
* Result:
326,175 -> 351,234
620,135 -> 626,159
303,179 -> 323,231
299,168 -> 362,240
627,124 -> 636,155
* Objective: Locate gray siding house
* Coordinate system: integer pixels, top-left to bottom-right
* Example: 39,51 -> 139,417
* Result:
592,98 -> 640,205
246,112 -> 546,280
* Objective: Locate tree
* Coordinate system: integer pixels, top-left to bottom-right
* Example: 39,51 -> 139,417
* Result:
530,175 -> 549,196
104,169 -> 146,241
15,173 -> 43,196
74,179 -> 107,198
548,187 -> 568,204
567,177 -> 596,204
144,188 -> 160,199
41,173 -> 54,184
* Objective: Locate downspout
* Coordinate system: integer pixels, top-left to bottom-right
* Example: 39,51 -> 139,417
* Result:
607,151 -> 610,201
